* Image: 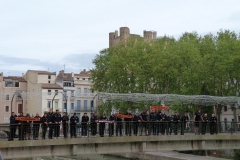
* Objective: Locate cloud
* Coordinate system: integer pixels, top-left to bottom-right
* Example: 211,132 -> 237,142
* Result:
0,53 -> 97,76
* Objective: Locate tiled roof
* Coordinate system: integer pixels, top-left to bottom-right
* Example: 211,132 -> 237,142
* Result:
3,76 -> 27,82
56,70 -> 73,81
40,83 -> 63,89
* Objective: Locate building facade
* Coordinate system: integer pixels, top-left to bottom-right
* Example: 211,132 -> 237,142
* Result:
23,70 -> 63,116
109,27 -> 157,47
0,72 -> 27,123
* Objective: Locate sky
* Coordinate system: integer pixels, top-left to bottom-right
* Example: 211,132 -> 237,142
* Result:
0,0 -> 240,76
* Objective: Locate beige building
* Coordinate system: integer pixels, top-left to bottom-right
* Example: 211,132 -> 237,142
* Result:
73,69 -> 97,119
109,27 -> 157,47
0,72 -> 27,123
23,70 -> 63,116
56,70 -> 75,114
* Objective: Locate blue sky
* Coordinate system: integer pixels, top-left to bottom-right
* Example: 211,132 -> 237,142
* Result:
0,0 -> 240,76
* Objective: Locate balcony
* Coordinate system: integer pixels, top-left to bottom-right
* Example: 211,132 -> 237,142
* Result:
74,107 -> 97,112
63,86 -> 75,91
70,96 -> 75,101
74,80 -> 92,85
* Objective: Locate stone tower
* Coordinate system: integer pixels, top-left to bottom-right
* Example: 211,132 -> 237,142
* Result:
120,27 -> 130,42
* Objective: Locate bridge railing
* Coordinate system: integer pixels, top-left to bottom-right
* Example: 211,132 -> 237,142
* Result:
1,121 -> 240,141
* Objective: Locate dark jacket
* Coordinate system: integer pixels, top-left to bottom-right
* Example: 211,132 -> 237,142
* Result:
150,112 -> 157,121
47,112 -> 54,123
140,112 -> 148,121
160,113 -> 168,121
124,112 -> 132,122
181,116 -> 189,123
53,113 -> 62,123
41,116 -> 48,126
81,116 -> 89,125
90,115 -> 98,124
173,115 -> 181,123
33,116 -> 41,126
62,116 -> 69,125
70,115 -> 79,125
10,115 -> 18,124
133,115 -> 141,124
209,116 -> 217,123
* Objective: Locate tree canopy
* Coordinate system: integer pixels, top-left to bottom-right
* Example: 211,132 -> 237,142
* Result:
91,30 -> 240,115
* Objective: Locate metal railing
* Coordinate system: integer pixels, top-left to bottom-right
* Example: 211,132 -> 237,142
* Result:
1,121 -> 240,141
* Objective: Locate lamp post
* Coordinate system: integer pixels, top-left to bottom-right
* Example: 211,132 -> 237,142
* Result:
11,91 -> 23,113
52,91 -> 68,113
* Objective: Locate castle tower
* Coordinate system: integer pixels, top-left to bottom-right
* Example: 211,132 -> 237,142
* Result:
120,27 -> 130,43
153,31 -> 157,39
143,30 -> 153,40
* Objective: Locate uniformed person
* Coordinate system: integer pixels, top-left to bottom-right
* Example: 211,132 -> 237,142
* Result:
173,112 -> 181,135
70,112 -> 79,138
115,111 -> 123,136
90,112 -> 98,137
133,112 -> 141,136
124,109 -> 133,136
167,113 -> 174,135
41,112 -> 48,139
140,109 -> 148,136
62,112 -> 69,138
194,109 -> 203,135
23,113 -> 31,140
99,114 -> 108,137
160,109 -> 168,135
9,112 -> 17,141
209,113 -> 217,134
81,112 -> 89,137
18,112 -> 24,140
33,113 -> 41,140
53,109 -> 61,139
109,113 -> 115,137
47,108 -> 54,139
202,113 -> 208,135
149,109 -> 158,135
181,112 -> 189,135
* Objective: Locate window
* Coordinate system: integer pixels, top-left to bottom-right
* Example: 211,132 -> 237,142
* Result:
36,102 -> 40,110
48,90 -> 51,95
77,100 -> 81,110
77,88 -> 81,95
48,75 -> 51,79
71,103 -> 74,110
55,101 -> 58,109
48,81 -> 50,83
71,91 -> 74,97
84,88 -> 88,95
84,100 -> 87,110
5,106 -> 9,112
5,81 -> 19,87
224,106 -> 227,112
4,116 -> 10,123
82,78 -> 85,80
47,101 -> 51,108
55,90 -> 58,95
77,113 -> 80,119
64,103 -> 67,110
77,78 -> 79,80
6,94 -> 9,100
88,78 -> 91,81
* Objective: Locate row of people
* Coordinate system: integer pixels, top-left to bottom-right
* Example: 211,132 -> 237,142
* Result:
9,108 -> 218,140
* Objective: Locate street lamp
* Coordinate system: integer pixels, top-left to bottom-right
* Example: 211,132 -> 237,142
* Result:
52,91 -> 68,113
11,91 -> 23,113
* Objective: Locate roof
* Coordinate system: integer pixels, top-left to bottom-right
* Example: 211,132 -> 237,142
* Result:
3,76 -> 27,82
74,69 -> 91,77
40,83 -> 63,89
28,70 -> 56,75
56,70 -> 74,81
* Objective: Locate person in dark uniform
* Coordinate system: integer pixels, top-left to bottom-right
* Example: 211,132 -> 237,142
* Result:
202,113 -> 208,135
133,112 -> 141,136
81,112 -> 89,137
90,112 -> 98,137
99,114 -> 108,137
22,113 -> 31,140
53,109 -> 61,139
149,109 -> 157,135
181,112 -> 189,135
140,109 -> 148,136
173,112 -> 181,135
70,113 -> 79,138
115,111 -> 123,136
47,108 -> 54,139
194,109 -> 203,135
167,113 -> 174,135
18,112 -> 24,140
41,112 -> 48,139
156,111 -> 161,135
125,109 -> 133,136
33,113 -> 41,140
109,113 -> 115,137
160,109 -> 168,135
62,112 -> 69,138
9,112 -> 17,141
209,113 -> 217,134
